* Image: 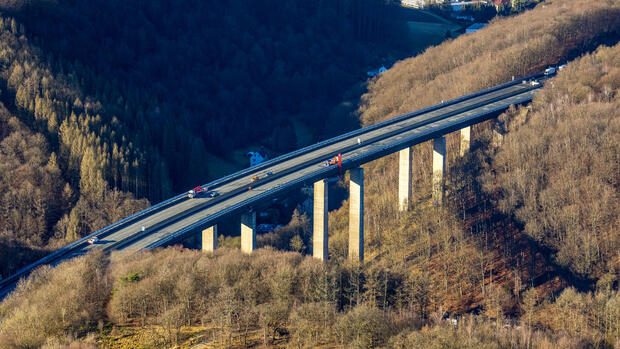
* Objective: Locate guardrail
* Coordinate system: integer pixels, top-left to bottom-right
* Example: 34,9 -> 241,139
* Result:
0,191 -> 192,289
196,72 -> 545,190
80,74 -> 545,252
147,84 -> 544,248
0,71 -> 549,292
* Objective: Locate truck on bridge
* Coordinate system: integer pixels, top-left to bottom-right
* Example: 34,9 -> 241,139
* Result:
188,186 -> 219,198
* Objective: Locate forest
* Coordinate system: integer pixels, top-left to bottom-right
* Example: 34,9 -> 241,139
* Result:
0,0 -> 619,347
1,0 -> 408,196
0,0 -> 408,278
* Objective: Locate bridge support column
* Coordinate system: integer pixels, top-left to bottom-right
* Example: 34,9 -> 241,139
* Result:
313,179 -> 328,261
348,168 -> 364,261
201,225 -> 217,252
460,126 -> 471,156
241,211 -> 256,254
433,136 -> 446,205
398,147 -> 413,211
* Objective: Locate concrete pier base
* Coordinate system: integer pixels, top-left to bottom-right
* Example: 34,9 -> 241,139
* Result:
240,211 -> 256,254
201,225 -> 217,252
398,147 -> 412,211
433,136 -> 446,205
348,168 -> 364,261
460,126 -> 471,156
313,179 -> 328,261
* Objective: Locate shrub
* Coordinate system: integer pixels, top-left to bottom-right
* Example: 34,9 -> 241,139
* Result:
334,304 -> 391,348
0,251 -> 109,348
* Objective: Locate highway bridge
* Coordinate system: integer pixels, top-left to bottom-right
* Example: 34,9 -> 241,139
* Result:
0,71 -> 553,299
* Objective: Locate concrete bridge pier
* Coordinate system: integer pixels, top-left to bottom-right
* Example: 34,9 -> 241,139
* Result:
241,211 -> 256,254
398,147 -> 412,211
460,126 -> 471,156
348,168 -> 364,261
313,179 -> 328,261
433,136 -> 446,205
201,225 -> 217,252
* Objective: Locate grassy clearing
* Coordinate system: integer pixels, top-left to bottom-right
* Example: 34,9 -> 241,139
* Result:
203,145 -> 270,181
395,6 -> 445,23
406,21 -> 462,51
98,325 -> 287,349
98,325 -> 212,348
291,119 -> 314,147
203,153 -> 242,181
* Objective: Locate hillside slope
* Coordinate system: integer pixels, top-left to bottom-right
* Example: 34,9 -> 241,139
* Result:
0,0 -> 619,347
1,0 -> 408,196
0,0 -> 410,277
326,0 -> 618,290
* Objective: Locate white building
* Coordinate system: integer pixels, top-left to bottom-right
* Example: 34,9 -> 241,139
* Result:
402,0 -> 426,8
247,150 -> 266,167
367,66 -> 387,77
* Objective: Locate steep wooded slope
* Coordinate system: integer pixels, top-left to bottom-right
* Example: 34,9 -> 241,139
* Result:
0,0 -> 406,276
0,0 -> 618,347
487,44 -> 619,279
1,0 -> 406,196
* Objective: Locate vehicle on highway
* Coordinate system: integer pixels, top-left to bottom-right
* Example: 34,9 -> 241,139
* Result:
88,237 -> 99,244
251,175 -> 260,182
0,74 -> 546,295
322,159 -> 335,167
266,171 -> 273,176
188,186 -> 206,198
321,153 -> 342,167
544,67 -> 556,75
206,191 -> 219,198
530,80 -> 540,86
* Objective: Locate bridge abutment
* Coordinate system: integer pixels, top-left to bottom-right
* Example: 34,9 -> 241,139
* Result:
241,211 -> 256,253
201,225 -> 217,252
313,179 -> 328,261
348,167 -> 364,261
398,147 -> 413,211
432,136 -> 446,205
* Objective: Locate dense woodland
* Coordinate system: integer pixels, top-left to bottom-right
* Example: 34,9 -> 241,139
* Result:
489,50 -> 619,280
1,0 -> 407,196
0,0 -> 618,347
356,0 -> 619,283
0,0 -> 408,277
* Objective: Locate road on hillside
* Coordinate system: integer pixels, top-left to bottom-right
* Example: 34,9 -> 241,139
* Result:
0,74 -> 550,299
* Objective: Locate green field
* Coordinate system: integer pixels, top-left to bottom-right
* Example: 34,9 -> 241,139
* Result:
406,20 -> 462,52
204,150 -> 251,180
391,6 -> 463,53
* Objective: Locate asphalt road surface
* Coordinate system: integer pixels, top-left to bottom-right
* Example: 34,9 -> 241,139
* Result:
0,74 -> 550,299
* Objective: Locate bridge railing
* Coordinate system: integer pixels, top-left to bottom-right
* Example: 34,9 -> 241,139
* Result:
148,74 -> 546,249
0,72 -> 546,291
202,72 -> 545,190
0,190 -> 194,289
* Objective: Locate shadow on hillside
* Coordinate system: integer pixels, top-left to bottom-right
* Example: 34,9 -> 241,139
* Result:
0,237 -> 50,278
446,125 -> 596,298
